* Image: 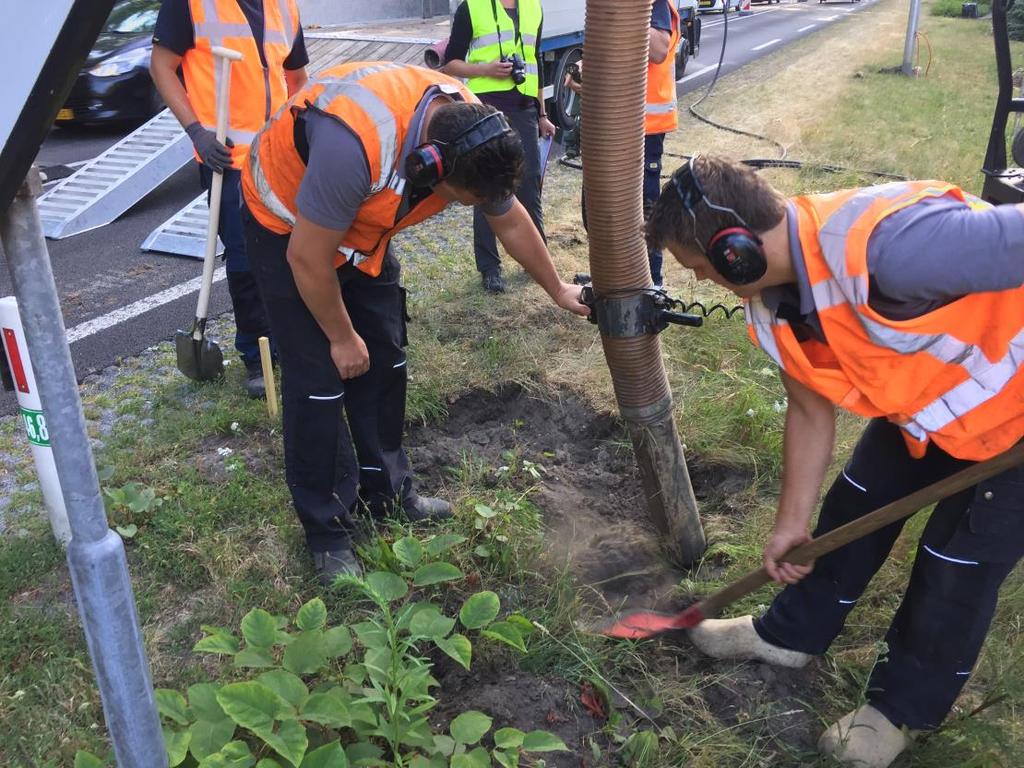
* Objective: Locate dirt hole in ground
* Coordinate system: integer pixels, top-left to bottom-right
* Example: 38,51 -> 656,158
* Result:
402,384 -> 830,764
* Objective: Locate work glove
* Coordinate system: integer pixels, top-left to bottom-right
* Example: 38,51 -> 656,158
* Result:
185,121 -> 234,173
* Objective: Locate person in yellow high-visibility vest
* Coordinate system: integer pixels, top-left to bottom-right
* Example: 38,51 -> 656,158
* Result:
443,0 -> 556,294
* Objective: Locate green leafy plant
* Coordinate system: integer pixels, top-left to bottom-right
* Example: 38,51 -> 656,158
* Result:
76,536 -> 555,768
103,480 -> 165,538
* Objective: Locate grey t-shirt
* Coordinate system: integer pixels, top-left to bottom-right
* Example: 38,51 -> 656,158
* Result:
762,196 -> 1024,340
294,89 -> 513,233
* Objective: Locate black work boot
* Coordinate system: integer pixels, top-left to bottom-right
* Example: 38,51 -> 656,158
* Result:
312,544 -> 363,586
243,360 -> 266,400
404,494 -> 453,523
481,270 -> 507,294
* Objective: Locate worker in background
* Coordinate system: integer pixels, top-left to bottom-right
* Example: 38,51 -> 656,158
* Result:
442,0 -> 556,295
240,62 -> 589,585
151,0 -> 308,398
567,0 -> 680,291
647,154 -> 1024,768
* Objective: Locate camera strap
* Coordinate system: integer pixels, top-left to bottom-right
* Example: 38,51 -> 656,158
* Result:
488,0 -> 524,57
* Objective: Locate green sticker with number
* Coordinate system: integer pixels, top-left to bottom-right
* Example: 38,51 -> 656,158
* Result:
21,408 -> 50,447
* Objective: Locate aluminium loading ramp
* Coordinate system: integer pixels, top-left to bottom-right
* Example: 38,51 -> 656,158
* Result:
38,109 -> 191,239
140,192 -> 223,259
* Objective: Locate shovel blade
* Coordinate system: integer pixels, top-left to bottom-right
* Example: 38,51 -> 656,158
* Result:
175,330 -> 224,381
593,603 -> 706,639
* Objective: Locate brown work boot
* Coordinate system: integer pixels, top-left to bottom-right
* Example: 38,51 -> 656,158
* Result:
818,705 -> 913,767
687,616 -> 812,668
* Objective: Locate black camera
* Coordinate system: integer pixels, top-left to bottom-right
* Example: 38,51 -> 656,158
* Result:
502,53 -> 527,86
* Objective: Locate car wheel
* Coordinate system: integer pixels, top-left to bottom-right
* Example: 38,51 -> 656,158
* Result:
551,46 -> 583,134
675,34 -> 689,77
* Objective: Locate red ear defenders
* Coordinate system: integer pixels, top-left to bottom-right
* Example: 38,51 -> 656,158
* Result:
404,110 -> 514,188
670,157 -> 768,285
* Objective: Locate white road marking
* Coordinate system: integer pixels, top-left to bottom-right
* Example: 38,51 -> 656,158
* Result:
798,23 -> 817,31
65,266 -> 227,343
816,14 -> 839,19
752,38 -> 782,50
679,63 -> 719,83
701,8 -> 777,27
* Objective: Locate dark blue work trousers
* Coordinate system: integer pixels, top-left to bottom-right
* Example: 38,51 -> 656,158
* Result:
199,164 -> 271,369
755,419 -> 1024,730
244,209 -> 415,552
643,132 -> 666,285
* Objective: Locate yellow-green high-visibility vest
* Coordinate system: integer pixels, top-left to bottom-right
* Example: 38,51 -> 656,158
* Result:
465,0 -> 542,99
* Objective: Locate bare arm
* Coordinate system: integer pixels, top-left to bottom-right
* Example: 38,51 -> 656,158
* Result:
486,200 -> 589,316
150,44 -> 198,129
442,58 -> 513,80
649,27 -> 671,64
764,371 -> 836,584
285,66 -> 308,96
286,214 -> 368,379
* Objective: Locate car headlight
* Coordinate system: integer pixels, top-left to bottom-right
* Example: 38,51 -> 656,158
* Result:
88,46 -> 150,78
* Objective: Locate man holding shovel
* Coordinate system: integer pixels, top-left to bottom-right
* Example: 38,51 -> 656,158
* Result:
151,0 -> 308,397
646,154 -> 1024,768
240,62 -> 589,585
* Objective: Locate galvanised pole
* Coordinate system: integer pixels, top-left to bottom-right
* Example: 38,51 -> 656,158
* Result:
0,168 -> 166,767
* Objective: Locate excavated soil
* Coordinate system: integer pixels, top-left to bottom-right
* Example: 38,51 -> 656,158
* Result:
405,385 -> 825,762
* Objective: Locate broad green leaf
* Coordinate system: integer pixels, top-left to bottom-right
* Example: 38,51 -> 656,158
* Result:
353,621 -> 387,649
482,621 -> 526,653
323,625 -> 353,658
255,760 -> 283,768
473,545 -> 491,558
459,592 -> 500,630
522,730 -> 569,752
188,683 -> 227,722
365,571 -> 408,602
257,670 -> 309,709
73,753 -> 105,768
163,726 -> 191,766
241,609 -> 278,649
393,536 -> 424,567
451,748 -> 490,768
363,646 -> 393,686
411,562 -> 463,587
432,734 -> 456,757
474,504 -> 498,519
505,614 -> 535,636
189,717 -> 236,761
216,681 -> 289,731
493,728 -> 525,749
195,629 -> 241,656
395,600 -> 436,632
300,741 -> 349,768
344,741 -> 384,765
493,749 -> 519,768
423,534 -> 466,557
255,718 -> 307,768
156,689 -> 190,725
409,757 -> 446,768
434,634 -> 472,670
409,608 -> 456,639
282,630 -> 327,676
449,711 -> 492,745
233,647 -> 276,669
198,740 -> 256,768
295,598 -> 328,632
301,690 -> 351,728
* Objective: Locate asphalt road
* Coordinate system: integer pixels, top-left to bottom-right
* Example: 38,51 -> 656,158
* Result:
0,0 -> 877,416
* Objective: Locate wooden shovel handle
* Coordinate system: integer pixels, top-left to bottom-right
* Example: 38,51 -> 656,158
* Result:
696,443 -> 1024,619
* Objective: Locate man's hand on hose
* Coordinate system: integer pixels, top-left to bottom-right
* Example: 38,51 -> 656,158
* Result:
764,523 -> 814,585
330,333 -> 370,379
186,121 -> 234,173
554,281 -> 591,317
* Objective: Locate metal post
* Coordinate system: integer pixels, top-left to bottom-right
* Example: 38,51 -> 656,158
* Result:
902,0 -> 922,76
0,168 -> 166,768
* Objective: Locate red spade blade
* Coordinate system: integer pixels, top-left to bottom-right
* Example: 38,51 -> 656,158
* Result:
594,603 -> 706,639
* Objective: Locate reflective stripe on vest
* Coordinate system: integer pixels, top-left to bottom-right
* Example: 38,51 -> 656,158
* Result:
465,0 -> 542,99
184,0 -> 298,165
242,63 -> 476,277
745,181 -> 1024,460
645,3 -> 681,135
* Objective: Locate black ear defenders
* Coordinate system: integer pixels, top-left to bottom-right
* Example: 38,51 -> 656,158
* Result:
670,157 -> 768,286
404,110 -> 513,188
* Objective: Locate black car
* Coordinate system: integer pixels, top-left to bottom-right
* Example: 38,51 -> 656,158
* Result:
56,0 -> 162,126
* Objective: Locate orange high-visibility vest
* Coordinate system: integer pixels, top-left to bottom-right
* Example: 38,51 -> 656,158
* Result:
182,0 -> 300,166
645,3 -> 680,135
745,181 -> 1024,461
241,62 -> 476,277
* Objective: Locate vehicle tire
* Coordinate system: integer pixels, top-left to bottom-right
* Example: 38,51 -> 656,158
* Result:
675,34 -> 689,78
551,45 -> 584,133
